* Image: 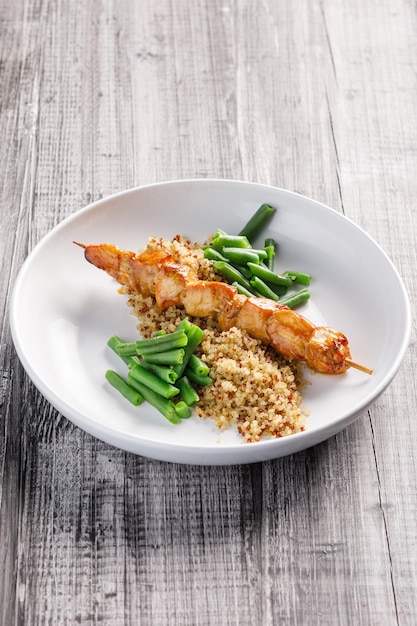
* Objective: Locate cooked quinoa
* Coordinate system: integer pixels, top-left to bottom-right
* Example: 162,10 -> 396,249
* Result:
122,235 -> 308,443
195,327 -> 307,442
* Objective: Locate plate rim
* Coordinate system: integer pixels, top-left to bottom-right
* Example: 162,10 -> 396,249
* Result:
9,178 -> 412,464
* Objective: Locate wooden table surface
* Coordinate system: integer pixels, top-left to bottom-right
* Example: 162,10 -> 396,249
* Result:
1,1 -> 416,624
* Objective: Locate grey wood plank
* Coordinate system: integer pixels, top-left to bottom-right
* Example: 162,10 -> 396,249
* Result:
322,2 -> 417,621
0,0 -> 416,624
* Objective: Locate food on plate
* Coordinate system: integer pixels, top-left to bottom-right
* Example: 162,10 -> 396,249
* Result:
75,204 -> 372,442
77,240 -> 371,375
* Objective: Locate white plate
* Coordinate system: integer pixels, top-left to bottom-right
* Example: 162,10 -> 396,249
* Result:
10,180 -> 411,465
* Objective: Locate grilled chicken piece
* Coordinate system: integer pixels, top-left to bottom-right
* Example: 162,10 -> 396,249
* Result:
266,308 -> 316,362
304,327 -> 351,374
216,294 -> 247,331
84,244 -> 171,296
218,296 -> 283,344
182,281 -> 238,317
155,262 -> 198,310
78,242 -> 368,375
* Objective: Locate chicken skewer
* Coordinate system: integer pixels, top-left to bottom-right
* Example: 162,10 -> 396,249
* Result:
75,242 -> 373,375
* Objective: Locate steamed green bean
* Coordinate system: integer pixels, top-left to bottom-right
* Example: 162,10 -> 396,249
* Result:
129,364 -> 180,399
283,270 -> 311,286
213,261 -> 257,294
279,288 -> 310,309
105,370 -> 144,406
127,374 -> 181,424
176,376 -> 200,406
174,401 -> 192,419
249,277 -> 279,301
135,329 -> 188,355
142,348 -> 185,366
238,203 -> 276,241
247,262 -> 293,287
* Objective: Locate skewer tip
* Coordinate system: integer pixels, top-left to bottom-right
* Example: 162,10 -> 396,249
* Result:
345,358 -> 373,375
73,241 -> 87,249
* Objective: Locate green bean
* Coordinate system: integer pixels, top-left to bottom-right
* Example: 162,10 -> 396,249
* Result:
279,288 -> 310,309
206,247 -> 253,278
176,376 -> 200,406
265,282 -> 289,297
174,400 -> 192,419
105,370 -> 144,406
263,248 -> 275,270
152,329 -> 167,337
221,247 -> 264,265
176,317 -> 193,333
184,323 -> 204,345
127,374 -> 180,424
263,245 -> 275,259
248,248 -> 269,259
188,353 -> 210,377
142,348 -> 185,366
129,364 -> 180,399
283,270 -> 311,286
115,340 -> 140,357
264,238 -> 276,270
264,237 -> 276,249
138,360 -> 178,384
249,277 -> 279,301
238,203 -> 276,241
211,234 -> 251,249
231,281 -> 256,298
204,247 -> 229,263
213,261 -> 257,294
247,262 -> 293,287
172,324 -> 204,378
107,336 -> 140,366
229,262 -> 252,279
107,334 -> 125,354
213,228 -> 227,238
185,367 -> 213,387
135,329 -> 188,355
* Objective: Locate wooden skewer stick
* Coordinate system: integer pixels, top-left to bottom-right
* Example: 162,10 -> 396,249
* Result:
73,241 -> 86,248
345,358 -> 373,375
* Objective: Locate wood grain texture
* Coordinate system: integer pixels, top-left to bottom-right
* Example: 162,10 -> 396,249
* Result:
1,0 -> 416,624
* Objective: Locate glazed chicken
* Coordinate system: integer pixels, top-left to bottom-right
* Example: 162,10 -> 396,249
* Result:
77,242 -> 372,375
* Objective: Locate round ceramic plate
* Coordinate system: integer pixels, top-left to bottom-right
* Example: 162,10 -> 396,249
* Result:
10,180 -> 411,465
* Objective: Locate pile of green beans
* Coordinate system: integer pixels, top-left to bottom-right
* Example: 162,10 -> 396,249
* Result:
105,318 -> 211,423
205,203 -> 311,308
